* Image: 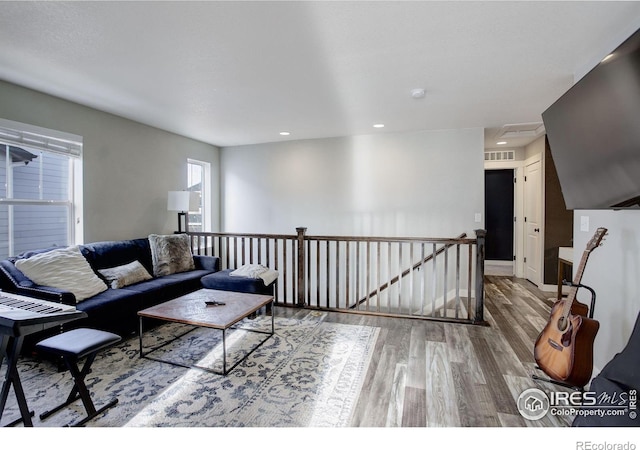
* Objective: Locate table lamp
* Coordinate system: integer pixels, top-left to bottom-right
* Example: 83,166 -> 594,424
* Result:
167,191 -> 199,233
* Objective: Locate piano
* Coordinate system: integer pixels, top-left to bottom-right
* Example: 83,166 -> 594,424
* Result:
0,292 -> 86,427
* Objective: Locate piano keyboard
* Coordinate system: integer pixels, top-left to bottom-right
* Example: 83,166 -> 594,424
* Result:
0,293 -> 75,315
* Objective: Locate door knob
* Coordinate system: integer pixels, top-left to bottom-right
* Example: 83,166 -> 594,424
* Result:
534,228 -> 540,232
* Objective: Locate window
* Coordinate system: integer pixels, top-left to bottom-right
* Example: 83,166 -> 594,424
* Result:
0,119 -> 83,258
187,159 -> 211,232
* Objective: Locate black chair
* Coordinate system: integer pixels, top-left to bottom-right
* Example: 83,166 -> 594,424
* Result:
35,328 -> 121,427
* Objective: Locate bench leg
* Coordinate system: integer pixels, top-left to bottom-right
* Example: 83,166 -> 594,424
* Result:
39,352 -> 118,427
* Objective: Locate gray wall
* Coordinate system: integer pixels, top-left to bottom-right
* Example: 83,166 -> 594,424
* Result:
0,80 -> 220,243
221,128 -> 485,238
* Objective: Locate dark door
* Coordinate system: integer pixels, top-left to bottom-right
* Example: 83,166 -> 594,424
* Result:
485,169 -> 514,261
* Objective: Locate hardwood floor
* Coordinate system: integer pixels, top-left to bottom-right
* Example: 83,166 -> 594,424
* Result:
279,275 -> 573,427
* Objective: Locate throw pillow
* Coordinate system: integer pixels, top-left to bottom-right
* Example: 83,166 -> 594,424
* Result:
98,260 -> 153,289
148,233 -> 195,277
14,245 -> 108,302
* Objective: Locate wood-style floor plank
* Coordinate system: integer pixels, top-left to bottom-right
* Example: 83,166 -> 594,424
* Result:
406,322 -> 426,388
444,323 -> 486,384
424,340 -> 461,426
352,343 -> 397,426
401,386 -> 426,427
385,363 -> 406,427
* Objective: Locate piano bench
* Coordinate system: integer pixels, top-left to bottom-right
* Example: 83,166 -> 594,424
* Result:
35,328 -> 121,427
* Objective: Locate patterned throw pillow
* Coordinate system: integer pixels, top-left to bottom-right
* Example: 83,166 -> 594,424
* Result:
148,234 -> 195,277
98,260 -> 153,289
14,245 -> 108,302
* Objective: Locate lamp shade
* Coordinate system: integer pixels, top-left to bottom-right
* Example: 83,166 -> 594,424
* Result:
167,191 -> 199,212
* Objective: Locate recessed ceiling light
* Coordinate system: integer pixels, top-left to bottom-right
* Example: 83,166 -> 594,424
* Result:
496,141 -> 507,145
373,124 -> 385,128
279,131 -> 291,136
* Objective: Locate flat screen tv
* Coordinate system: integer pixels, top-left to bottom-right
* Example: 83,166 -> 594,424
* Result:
542,27 -> 640,210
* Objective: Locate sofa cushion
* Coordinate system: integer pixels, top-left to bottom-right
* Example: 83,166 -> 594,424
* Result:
148,234 -> 195,277
14,246 -> 108,302
98,260 -> 153,289
73,287 -> 144,334
81,238 -> 154,276
123,268 -> 211,309
75,287 -> 141,313
193,255 -> 221,272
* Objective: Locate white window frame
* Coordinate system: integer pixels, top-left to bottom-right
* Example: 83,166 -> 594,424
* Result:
0,118 -> 84,254
187,158 -> 211,232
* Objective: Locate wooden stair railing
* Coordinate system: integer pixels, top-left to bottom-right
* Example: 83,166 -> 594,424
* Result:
351,232 -> 467,309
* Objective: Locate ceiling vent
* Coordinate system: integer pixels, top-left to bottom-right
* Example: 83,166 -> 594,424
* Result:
484,150 -> 515,161
497,122 -> 545,139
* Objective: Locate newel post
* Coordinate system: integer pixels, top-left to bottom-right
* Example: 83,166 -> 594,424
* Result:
474,229 -> 487,325
296,227 -> 307,307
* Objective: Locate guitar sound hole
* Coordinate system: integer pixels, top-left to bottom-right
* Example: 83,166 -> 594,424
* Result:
557,317 -> 568,332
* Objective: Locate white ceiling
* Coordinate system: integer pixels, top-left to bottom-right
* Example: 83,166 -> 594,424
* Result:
1,1 -> 639,148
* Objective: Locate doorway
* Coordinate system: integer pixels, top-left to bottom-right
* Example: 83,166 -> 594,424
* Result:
485,169 -> 514,275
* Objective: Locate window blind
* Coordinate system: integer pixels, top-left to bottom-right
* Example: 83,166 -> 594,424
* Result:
0,118 -> 82,157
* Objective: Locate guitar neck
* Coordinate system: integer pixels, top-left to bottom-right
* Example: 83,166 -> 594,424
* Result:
563,250 -> 590,316
558,227 -> 607,320
570,251 -> 589,293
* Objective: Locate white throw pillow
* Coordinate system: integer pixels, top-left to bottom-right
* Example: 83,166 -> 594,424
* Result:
15,245 -> 108,302
98,260 -> 153,289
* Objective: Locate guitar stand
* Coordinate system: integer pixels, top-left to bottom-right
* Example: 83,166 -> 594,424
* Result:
531,281 -> 597,392
562,280 -> 597,319
531,371 -> 585,392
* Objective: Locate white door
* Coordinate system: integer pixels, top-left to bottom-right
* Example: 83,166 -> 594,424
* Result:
524,159 -> 542,285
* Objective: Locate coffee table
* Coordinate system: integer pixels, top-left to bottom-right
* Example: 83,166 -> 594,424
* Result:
138,289 -> 274,375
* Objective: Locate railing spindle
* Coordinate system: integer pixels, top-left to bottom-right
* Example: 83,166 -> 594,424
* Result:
431,243 -> 437,318
420,243 -> 425,316
346,241 -> 350,308
455,244 -> 461,319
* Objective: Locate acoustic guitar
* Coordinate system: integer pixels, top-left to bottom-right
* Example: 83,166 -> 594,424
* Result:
533,227 -> 607,388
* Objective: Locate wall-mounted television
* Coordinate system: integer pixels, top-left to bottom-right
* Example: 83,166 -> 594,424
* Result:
542,28 -> 640,210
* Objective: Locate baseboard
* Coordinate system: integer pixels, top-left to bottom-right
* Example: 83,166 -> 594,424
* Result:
539,283 -> 559,293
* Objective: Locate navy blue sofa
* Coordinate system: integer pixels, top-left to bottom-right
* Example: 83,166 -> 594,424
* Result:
0,237 -> 220,337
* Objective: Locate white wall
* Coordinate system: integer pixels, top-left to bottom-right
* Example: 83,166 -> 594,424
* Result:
221,128 -> 485,239
572,210 -> 640,372
0,80 -> 220,243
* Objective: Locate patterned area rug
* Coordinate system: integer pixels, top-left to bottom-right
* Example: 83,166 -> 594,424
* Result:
2,311 -> 379,427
